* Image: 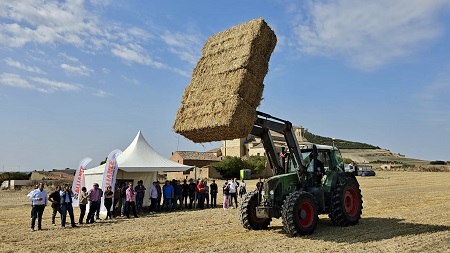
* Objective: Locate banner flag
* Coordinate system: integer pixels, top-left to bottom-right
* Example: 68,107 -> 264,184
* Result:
101,149 -> 122,212
72,157 -> 92,207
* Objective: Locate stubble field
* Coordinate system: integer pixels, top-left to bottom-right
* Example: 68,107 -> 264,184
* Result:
1,171 -> 450,253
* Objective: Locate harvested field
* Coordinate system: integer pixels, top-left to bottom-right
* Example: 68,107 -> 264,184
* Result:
2,171 -> 450,252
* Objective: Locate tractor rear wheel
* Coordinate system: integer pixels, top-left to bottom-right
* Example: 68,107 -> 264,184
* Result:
281,191 -> 319,236
239,190 -> 271,230
329,177 -> 363,226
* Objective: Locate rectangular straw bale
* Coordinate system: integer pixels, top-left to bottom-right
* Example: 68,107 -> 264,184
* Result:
187,68 -> 265,108
173,95 -> 256,143
174,18 -> 277,142
201,18 -> 276,62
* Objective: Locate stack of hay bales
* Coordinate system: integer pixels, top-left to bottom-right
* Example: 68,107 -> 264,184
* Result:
173,18 -> 277,143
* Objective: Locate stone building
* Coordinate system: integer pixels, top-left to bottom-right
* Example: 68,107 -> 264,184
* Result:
167,149 -> 222,179
221,126 -> 305,158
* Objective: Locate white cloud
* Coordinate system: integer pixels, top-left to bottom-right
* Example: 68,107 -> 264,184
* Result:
91,89 -> 111,97
0,1 -> 203,77
120,75 -> 141,85
0,72 -> 109,95
4,58 -> 46,74
102,68 -> 110,74
111,43 -> 165,68
0,1 -> 92,47
60,63 -> 94,76
0,73 -> 36,90
290,0 -> 450,70
58,53 -> 79,62
29,77 -> 81,92
161,30 -> 202,65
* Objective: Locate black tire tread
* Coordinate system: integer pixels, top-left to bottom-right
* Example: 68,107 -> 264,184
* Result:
281,191 -> 318,237
238,190 -> 270,230
329,178 -> 363,226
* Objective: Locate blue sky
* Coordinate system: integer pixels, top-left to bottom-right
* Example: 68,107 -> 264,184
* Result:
1,0 -> 450,171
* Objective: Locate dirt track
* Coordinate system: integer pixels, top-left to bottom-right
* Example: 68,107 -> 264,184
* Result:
1,171 -> 450,253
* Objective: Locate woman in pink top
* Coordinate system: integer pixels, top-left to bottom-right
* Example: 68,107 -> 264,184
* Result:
125,182 -> 138,218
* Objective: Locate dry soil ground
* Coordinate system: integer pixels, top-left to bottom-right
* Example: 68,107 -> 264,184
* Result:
1,171 -> 450,253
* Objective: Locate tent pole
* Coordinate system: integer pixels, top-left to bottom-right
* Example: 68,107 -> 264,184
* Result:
194,167 -> 197,209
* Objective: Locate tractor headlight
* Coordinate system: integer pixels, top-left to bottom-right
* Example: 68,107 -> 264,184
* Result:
269,190 -> 274,195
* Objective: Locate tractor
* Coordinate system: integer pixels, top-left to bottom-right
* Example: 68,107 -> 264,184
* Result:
238,111 -> 363,236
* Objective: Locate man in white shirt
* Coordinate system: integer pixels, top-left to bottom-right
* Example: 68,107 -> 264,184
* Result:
228,178 -> 239,208
27,182 -> 48,231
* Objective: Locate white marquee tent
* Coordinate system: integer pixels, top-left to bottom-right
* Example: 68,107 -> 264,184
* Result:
84,130 -> 192,212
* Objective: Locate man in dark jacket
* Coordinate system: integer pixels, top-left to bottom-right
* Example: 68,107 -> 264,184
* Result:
48,185 -> 62,226
188,179 -> 197,209
209,180 -> 218,208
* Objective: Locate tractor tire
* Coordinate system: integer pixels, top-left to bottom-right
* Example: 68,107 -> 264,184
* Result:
238,190 -> 271,230
281,191 -> 319,237
329,177 -> 363,226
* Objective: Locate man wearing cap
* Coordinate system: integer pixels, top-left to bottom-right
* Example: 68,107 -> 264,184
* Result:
86,183 -> 101,224
28,182 -> 48,231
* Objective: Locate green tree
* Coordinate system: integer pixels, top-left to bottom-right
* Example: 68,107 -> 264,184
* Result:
246,156 -> 267,174
100,157 -> 107,165
0,172 -> 29,182
212,156 -> 251,178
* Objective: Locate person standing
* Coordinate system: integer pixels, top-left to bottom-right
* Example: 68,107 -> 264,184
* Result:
104,185 -> 114,220
239,179 -> 247,198
210,180 -> 218,208
156,181 -> 162,212
48,185 -> 62,226
95,186 -> 103,220
188,179 -> 196,209
86,183 -> 101,224
113,185 -> 121,217
256,178 -> 264,192
60,184 -> 77,228
196,180 -> 206,209
162,180 -> 174,211
222,182 -> 230,210
182,179 -> 189,208
221,179 -> 229,190
28,182 -> 48,231
204,181 -> 210,208
134,180 -> 146,213
125,182 -> 138,218
120,182 -> 128,217
78,187 -> 88,224
173,180 -> 183,210
229,178 -> 239,208
149,181 -> 158,214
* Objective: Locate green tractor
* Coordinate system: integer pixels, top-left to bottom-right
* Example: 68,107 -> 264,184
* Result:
238,111 -> 363,236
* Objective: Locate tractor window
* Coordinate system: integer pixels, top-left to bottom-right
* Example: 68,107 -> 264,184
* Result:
318,151 -> 332,172
301,151 -> 313,172
330,149 -> 345,171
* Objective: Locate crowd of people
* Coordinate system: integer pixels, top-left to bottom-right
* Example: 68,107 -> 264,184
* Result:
27,177 -> 266,232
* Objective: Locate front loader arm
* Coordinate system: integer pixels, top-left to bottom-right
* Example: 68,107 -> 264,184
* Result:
251,111 -> 308,188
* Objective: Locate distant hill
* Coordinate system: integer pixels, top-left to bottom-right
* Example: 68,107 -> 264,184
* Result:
304,131 -> 380,149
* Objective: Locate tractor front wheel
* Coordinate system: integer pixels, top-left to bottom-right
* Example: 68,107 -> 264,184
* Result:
239,190 -> 271,230
282,191 -> 319,236
329,178 -> 363,226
